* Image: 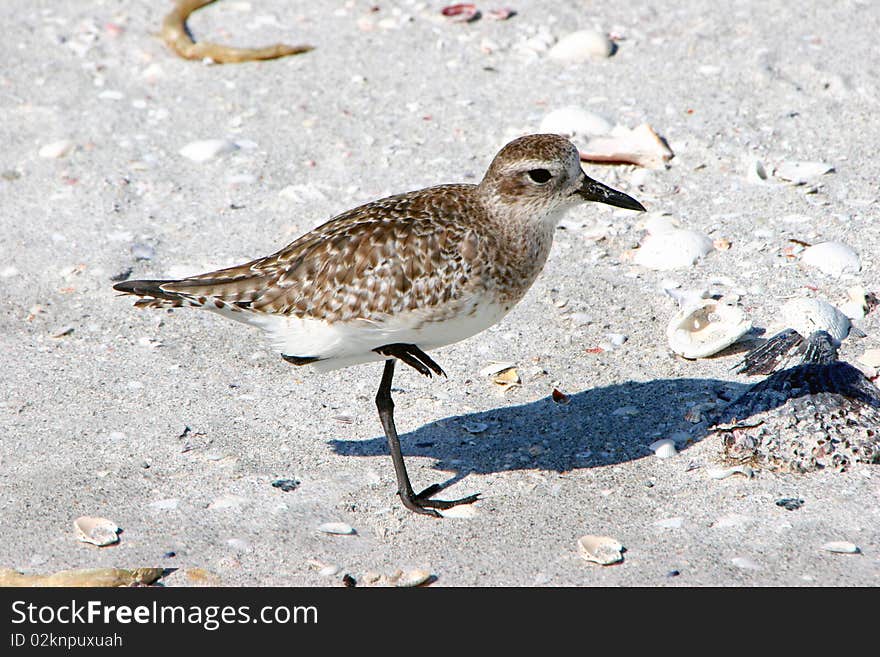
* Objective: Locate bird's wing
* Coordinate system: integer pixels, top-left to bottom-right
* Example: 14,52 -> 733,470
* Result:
159,185 -> 487,321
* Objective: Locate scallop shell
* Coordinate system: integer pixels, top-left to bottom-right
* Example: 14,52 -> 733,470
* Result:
801,241 -> 860,277
667,301 -> 752,359
577,535 -> 624,565
779,298 -> 850,343
73,516 -> 120,547
649,439 -> 677,459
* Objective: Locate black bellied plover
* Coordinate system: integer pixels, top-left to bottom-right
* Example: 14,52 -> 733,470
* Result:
114,133 -> 646,516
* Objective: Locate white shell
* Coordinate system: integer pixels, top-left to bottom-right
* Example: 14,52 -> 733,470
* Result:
707,465 -> 754,480
179,139 -> 239,163
632,219 -> 714,270
649,439 -> 677,459
839,286 -> 868,320
581,124 -> 674,170
396,569 -> 432,587
539,107 -> 612,138
547,30 -> 613,61
577,535 -> 624,565
318,522 -> 356,535
821,541 -> 860,554
73,516 -> 120,547
779,298 -> 850,342
667,301 -> 752,359
773,161 -> 834,184
801,241 -> 860,277
439,505 -> 477,519
38,139 -> 75,159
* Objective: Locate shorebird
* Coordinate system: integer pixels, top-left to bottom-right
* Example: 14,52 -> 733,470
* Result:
113,134 -> 645,516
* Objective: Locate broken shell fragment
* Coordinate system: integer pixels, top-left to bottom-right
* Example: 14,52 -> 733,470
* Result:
801,241 -> 860,277
773,161 -> 834,184
839,286 -> 869,320
667,301 -> 752,359
779,298 -> 850,343
73,516 -> 120,547
821,541 -> 860,554
480,362 -> 521,388
577,535 -> 624,565
706,465 -> 754,480
396,569 -> 432,587
318,522 -> 356,535
580,124 -> 674,169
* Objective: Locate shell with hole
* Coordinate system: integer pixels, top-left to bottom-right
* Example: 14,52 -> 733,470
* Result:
667,300 -> 752,359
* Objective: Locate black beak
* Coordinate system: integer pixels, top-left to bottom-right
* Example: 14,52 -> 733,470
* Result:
575,175 -> 646,212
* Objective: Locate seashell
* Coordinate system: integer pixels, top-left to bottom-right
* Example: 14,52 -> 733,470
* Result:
479,361 -> 517,377
318,522 -> 356,535
396,569 -> 432,587
548,30 -> 614,61
580,124 -> 674,169
539,107 -> 612,138
179,139 -> 239,163
773,161 -> 834,184
649,439 -> 677,459
745,158 -> 768,183
800,241 -> 860,277
577,535 -> 624,565
0,567 -> 163,588
39,139 -> 75,159
779,298 -> 850,343
821,541 -> 860,554
839,286 -> 868,320
73,516 -> 120,547
730,557 -> 761,570
667,300 -> 752,359
441,4 -> 479,22
706,465 -> 754,480
664,286 -> 710,308
480,363 -> 521,388
631,221 -> 714,270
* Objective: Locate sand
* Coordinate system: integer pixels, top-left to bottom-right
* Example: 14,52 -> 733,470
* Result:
1,0 -> 878,586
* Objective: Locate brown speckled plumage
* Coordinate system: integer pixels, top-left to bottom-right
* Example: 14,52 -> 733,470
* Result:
114,134 -> 644,370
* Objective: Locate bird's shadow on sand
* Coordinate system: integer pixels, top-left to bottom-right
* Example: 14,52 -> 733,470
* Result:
330,377 -> 751,476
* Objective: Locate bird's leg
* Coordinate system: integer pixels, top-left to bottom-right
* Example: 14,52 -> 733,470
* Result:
373,349 -> 479,516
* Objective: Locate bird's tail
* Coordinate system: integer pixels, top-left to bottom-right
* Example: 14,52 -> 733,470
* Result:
113,279 -> 189,308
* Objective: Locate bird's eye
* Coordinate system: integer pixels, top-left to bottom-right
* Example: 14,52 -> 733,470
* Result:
527,168 -> 552,184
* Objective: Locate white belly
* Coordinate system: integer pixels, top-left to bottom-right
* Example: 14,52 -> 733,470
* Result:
246,297 -> 513,372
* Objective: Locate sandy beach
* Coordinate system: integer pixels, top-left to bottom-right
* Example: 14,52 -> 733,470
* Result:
1,0 -> 878,586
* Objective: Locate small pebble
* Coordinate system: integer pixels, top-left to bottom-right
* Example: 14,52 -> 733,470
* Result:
271,478 -> 300,492
775,498 -> 804,511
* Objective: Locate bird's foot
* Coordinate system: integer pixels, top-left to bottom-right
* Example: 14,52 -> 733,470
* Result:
399,484 -> 480,517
